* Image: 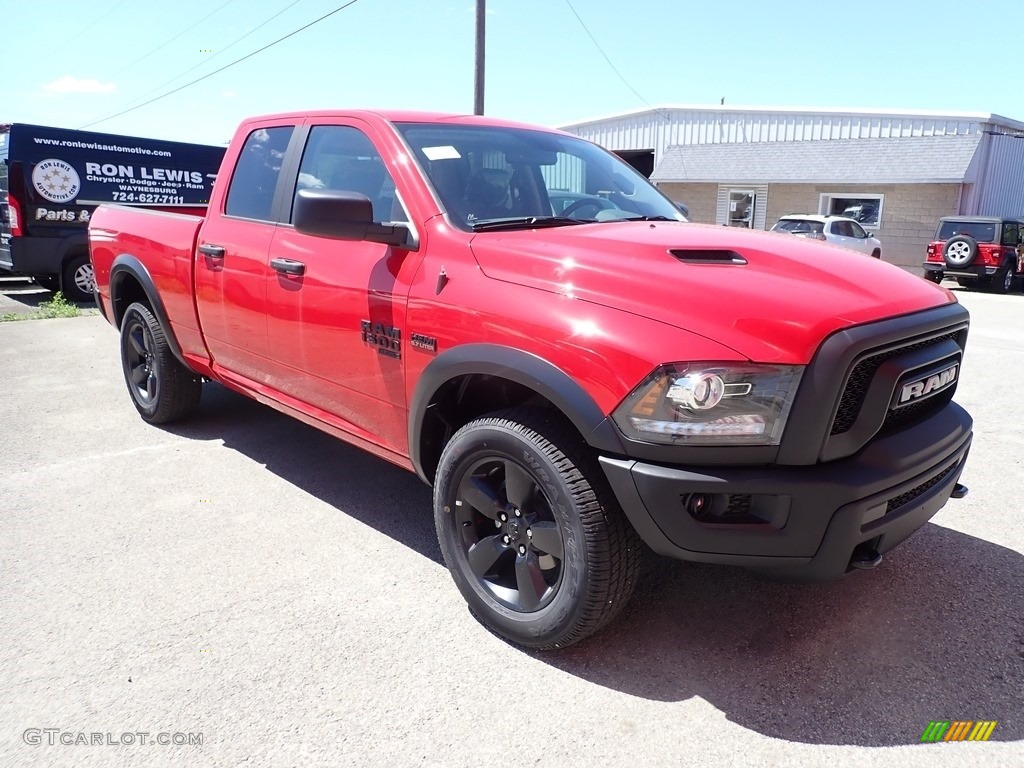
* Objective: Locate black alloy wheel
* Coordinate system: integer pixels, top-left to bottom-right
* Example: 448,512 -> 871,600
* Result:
434,408 -> 642,650
119,302 -> 202,424
453,454 -> 565,612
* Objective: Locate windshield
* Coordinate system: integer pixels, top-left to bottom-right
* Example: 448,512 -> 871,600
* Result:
773,219 -> 824,235
937,221 -> 997,243
394,122 -> 685,230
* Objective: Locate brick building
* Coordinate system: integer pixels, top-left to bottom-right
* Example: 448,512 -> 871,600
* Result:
560,106 -> 1024,268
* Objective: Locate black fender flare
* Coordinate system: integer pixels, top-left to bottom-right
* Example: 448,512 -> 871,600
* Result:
108,254 -> 190,369
408,343 -> 626,483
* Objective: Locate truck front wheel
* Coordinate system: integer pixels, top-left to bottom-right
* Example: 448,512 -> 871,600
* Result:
433,407 -> 642,649
119,302 -> 202,424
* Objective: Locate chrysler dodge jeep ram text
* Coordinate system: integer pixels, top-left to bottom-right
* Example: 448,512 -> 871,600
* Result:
88,111 -> 973,649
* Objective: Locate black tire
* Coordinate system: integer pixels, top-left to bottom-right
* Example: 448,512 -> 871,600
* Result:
871,249 -> 881,259
35,276 -> 60,292
119,302 -> 202,424
924,271 -> 943,284
990,265 -> 1015,294
956,277 -> 975,289
61,253 -> 96,303
943,235 -> 978,268
434,407 -> 642,650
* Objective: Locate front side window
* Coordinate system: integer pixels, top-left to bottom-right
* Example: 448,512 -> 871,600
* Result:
819,193 -> 883,229
291,125 -> 407,224
848,221 -> 868,238
1001,222 -> 1019,246
394,122 -> 684,230
225,126 -> 295,221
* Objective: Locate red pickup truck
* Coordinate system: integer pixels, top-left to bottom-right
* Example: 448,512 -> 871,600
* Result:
89,110 -> 973,649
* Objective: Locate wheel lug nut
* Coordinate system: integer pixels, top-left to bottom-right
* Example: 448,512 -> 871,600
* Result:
518,545 -> 527,555
514,509 -> 522,517
499,513 -> 507,522
502,535 -> 510,545
494,520 -> 502,528
527,529 -> 533,537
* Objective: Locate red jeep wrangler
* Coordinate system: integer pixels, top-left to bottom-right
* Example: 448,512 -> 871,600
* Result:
923,216 -> 1024,293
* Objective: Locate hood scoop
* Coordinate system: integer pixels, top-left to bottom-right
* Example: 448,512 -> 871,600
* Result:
669,248 -> 747,265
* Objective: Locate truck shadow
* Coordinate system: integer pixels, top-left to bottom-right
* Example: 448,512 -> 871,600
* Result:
167,384 -> 1023,748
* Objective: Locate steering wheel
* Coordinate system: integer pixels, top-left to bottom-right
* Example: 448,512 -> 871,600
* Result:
560,198 -> 609,219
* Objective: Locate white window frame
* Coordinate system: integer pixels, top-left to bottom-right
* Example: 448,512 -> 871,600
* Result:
818,192 -> 884,230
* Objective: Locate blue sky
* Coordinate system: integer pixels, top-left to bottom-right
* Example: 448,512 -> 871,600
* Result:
5,0 -> 1022,147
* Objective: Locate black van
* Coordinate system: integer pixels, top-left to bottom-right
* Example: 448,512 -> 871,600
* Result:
0,124 -> 224,302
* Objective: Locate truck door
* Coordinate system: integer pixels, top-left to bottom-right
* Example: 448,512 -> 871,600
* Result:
265,121 -> 419,455
194,123 -> 297,383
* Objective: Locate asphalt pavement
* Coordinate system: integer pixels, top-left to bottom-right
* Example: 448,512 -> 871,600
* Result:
0,288 -> 1021,767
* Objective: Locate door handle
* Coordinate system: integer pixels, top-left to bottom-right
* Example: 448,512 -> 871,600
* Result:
198,244 -> 225,258
270,258 -> 306,276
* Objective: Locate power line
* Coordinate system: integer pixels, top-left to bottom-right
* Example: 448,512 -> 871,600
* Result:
59,0 -> 132,47
563,0 -> 670,122
79,0 -> 363,130
112,0 -> 242,76
114,0 -> 306,112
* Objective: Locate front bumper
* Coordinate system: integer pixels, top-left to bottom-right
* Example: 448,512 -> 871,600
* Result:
599,402 -> 972,582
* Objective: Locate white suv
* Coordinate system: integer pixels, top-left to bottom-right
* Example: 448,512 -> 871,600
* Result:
771,214 -> 882,258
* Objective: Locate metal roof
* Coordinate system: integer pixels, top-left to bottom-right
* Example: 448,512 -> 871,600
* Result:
650,133 -> 984,184
561,104 -> 1024,133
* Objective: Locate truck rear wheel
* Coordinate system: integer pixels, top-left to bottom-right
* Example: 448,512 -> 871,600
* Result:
433,407 -> 642,649
119,302 -> 202,424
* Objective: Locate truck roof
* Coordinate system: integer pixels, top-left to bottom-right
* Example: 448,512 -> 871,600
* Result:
240,109 -> 569,134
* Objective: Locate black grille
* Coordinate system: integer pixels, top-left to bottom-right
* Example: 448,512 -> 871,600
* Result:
830,331 -> 962,435
885,463 -> 958,514
881,390 -> 955,433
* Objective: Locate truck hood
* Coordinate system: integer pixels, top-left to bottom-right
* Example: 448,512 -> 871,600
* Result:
468,221 -> 955,363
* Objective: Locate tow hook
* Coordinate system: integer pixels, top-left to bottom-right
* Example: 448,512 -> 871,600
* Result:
951,483 -> 969,499
849,543 -> 883,571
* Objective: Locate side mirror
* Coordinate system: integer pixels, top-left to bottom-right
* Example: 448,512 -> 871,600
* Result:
293,189 -> 417,250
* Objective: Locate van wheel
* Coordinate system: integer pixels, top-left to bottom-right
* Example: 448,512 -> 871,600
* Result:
871,249 -> 881,259
62,253 -> 95,303
433,407 -> 642,650
119,302 -> 202,424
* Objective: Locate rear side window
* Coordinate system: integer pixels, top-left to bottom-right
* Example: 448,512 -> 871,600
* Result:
937,221 -> 996,242
225,126 -> 295,221
774,219 -> 824,234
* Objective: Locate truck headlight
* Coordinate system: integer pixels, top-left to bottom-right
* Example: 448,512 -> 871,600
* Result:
612,363 -> 804,445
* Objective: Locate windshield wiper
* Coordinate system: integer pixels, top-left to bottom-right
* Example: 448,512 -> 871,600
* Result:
470,216 -> 590,232
613,215 -> 679,222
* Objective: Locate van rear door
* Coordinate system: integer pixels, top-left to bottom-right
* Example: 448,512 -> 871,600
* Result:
0,130 -> 12,269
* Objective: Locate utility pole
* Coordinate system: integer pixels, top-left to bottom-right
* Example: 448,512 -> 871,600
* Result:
474,0 -> 485,115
